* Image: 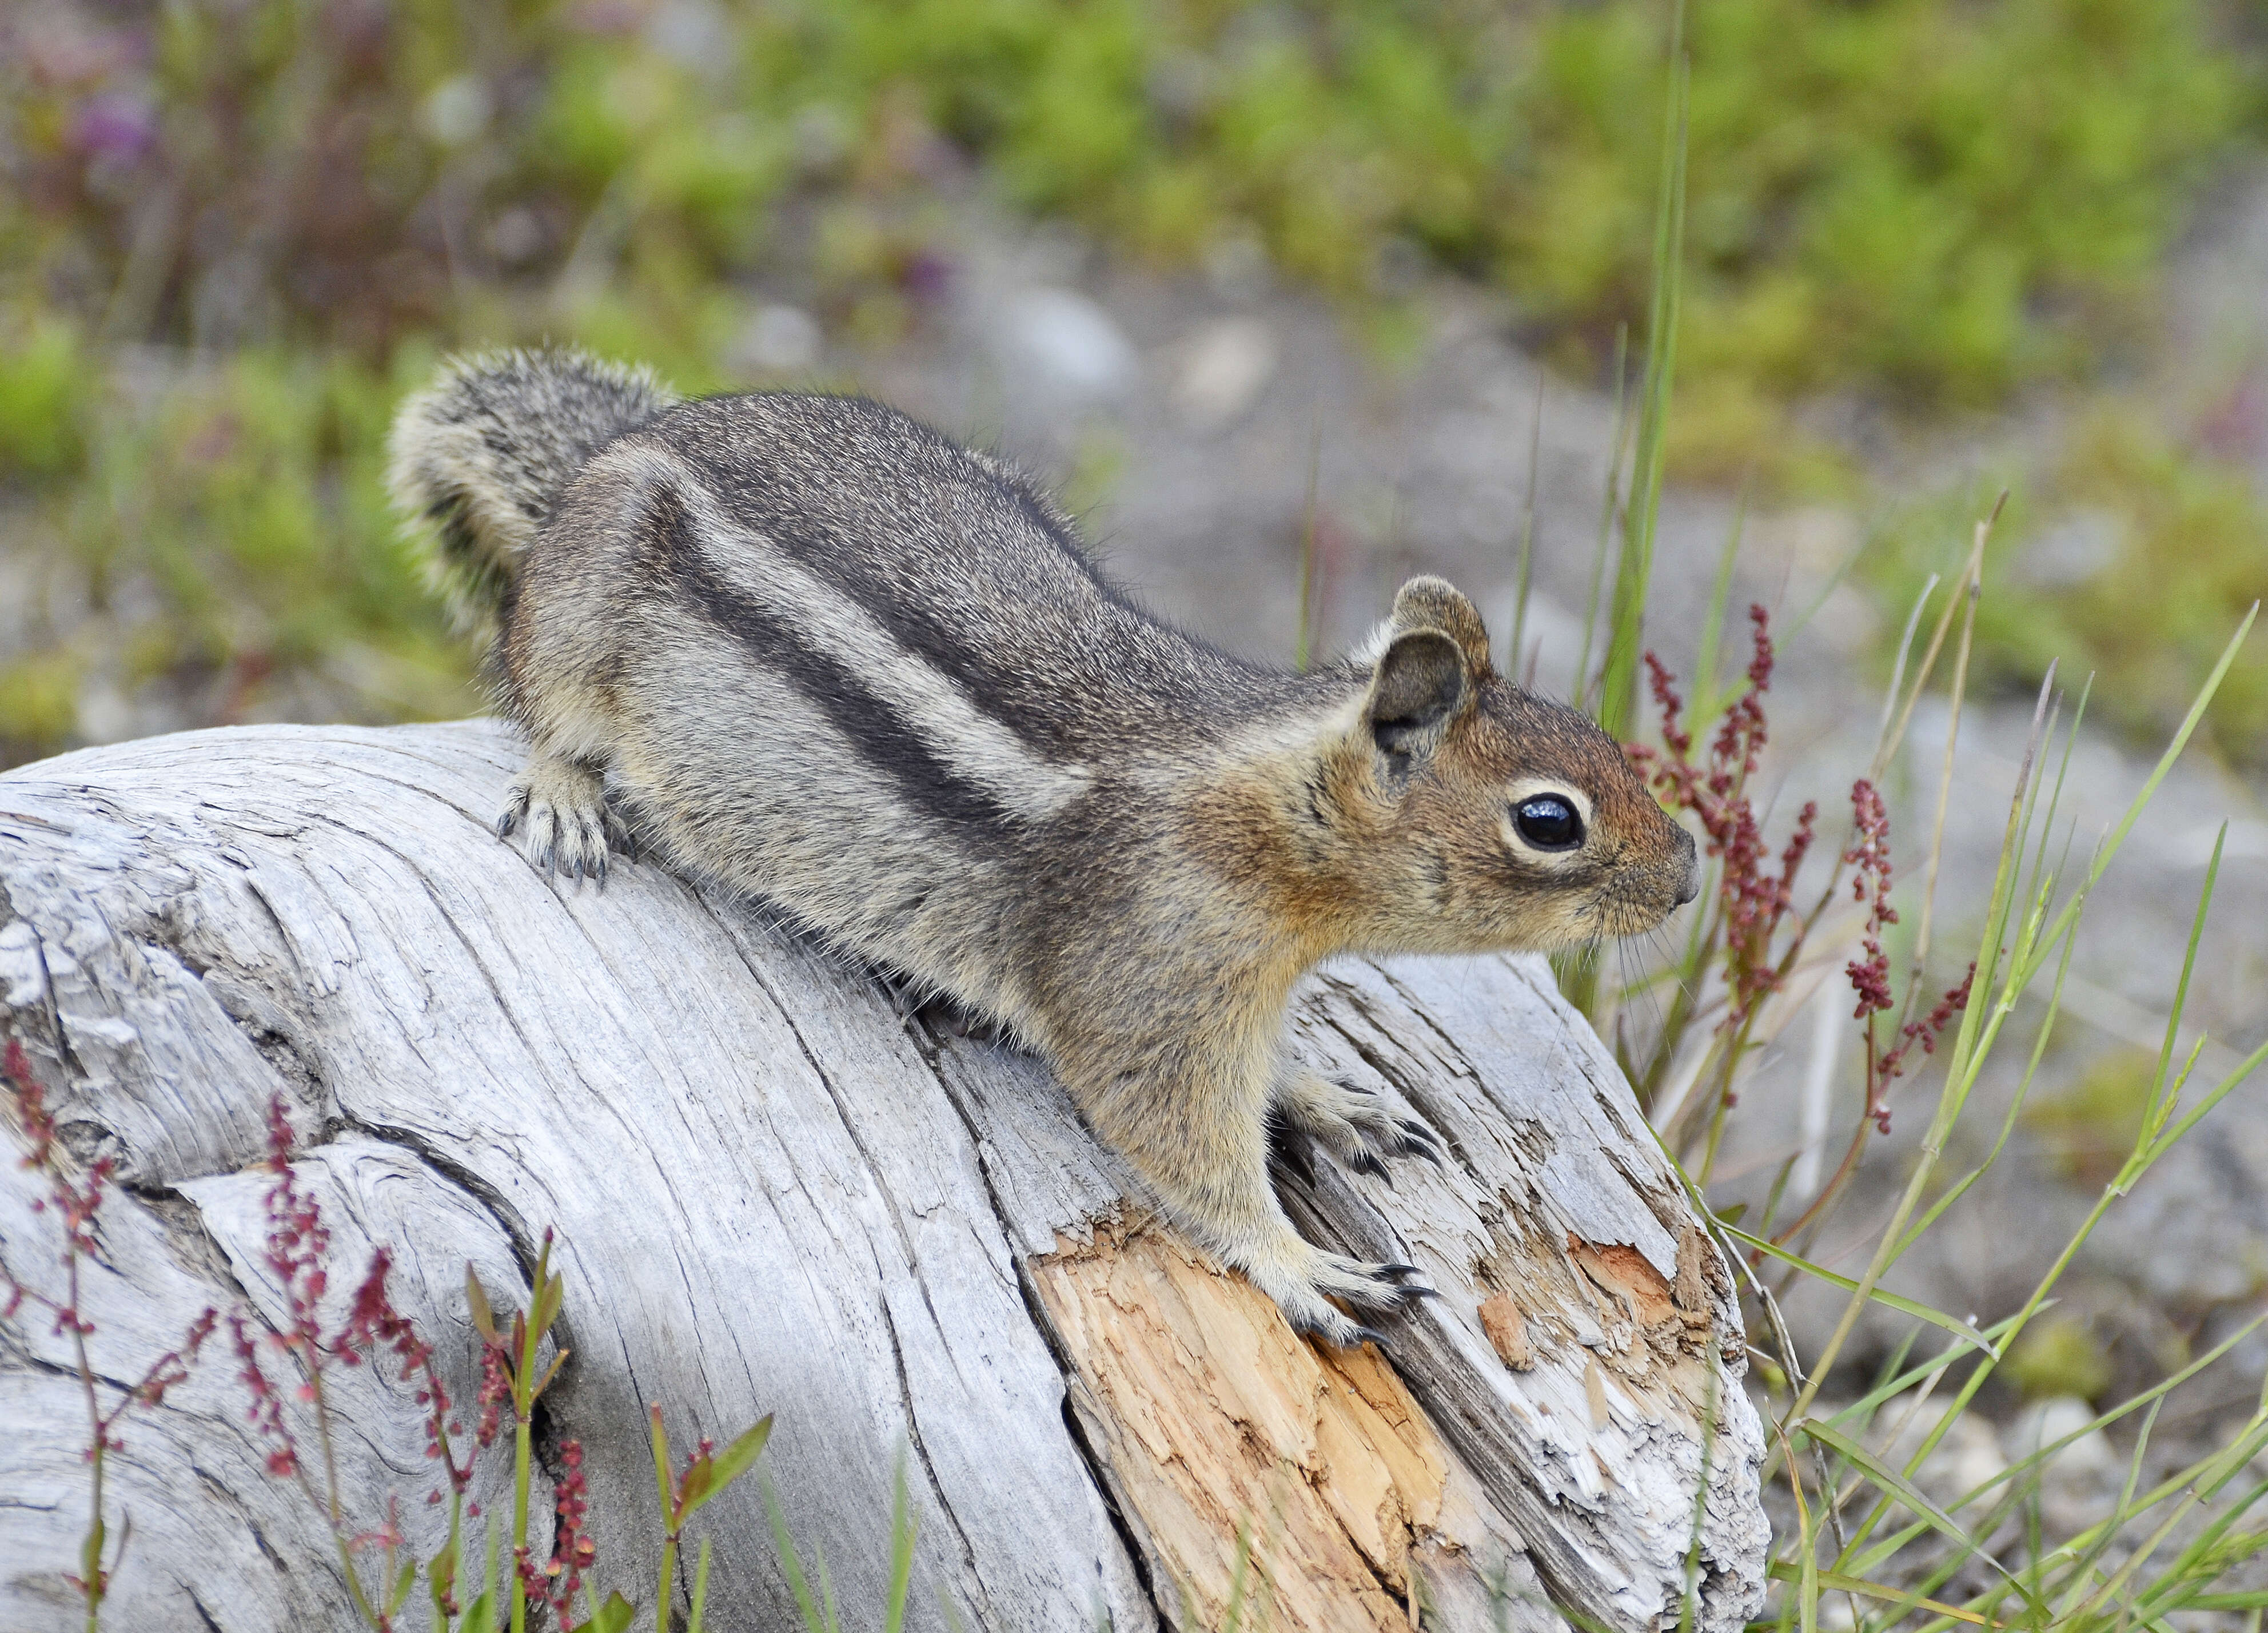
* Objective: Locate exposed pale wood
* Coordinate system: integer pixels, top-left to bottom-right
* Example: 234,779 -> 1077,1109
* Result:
0,720 -> 1767,1632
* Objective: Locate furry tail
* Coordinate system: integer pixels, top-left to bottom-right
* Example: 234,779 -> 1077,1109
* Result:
386,347 -> 677,634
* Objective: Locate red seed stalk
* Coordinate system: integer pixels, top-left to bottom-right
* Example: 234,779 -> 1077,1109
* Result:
4,1037 -> 217,1623
1627,606 -> 1972,1205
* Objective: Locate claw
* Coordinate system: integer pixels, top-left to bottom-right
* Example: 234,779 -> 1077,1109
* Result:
1336,1076 -> 1378,1100
1349,1149 -> 1392,1185
1377,1262 -> 1422,1281
1397,1121 -> 1446,1165
1348,1325 -> 1392,1351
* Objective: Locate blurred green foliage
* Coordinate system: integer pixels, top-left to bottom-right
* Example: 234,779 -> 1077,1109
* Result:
1866,406 -> 2268,763
2004,1313 -> 2115,1403
13,0 -> 2255,393
2022,1047 -> 2159,1188
0,0 -> 2262,763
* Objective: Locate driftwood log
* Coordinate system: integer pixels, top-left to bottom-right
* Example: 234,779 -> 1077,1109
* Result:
0,719 -> 1767,1632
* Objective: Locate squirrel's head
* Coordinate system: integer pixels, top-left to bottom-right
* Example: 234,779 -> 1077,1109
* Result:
1320,576 -> 1698,955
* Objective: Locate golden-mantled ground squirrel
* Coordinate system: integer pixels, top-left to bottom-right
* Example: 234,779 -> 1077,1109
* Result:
389,348 -> 1698,1346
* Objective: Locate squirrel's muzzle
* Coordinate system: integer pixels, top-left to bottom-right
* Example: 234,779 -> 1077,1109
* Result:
1673,829 -> 1701,907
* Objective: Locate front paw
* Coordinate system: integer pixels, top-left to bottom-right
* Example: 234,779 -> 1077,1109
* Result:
1275,1071 -> 1445,1180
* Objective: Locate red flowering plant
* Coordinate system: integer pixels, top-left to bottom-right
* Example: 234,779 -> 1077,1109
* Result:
1,1036 -> 217,1629
1620,605 -> 1971,1234
644,1402 -> 774,1631
228,1096 -> 516,1632
230,1100 -> 642,1633
4,1064 -> 776,1632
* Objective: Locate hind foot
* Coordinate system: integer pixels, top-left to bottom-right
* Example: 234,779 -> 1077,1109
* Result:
496,754 -> 627,885
1234,1228 -> 1436,1349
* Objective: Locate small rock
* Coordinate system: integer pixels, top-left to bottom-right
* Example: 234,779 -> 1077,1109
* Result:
992,288 -> 1137,401
1871,1393 -> 2008,1514
418,75 -> 491,148
2017,508 -> 2124,590
1815,1590 -> 1860,1631
643,0 -> 732,70
1172,317 -> 1278,427
2004,1396 -> 2122,1536
76,678 -> 134,747
738,305 -> 822,375
2005,1396 -> 2119,1479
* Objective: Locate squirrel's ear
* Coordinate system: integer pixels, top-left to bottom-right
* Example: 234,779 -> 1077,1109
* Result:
1389,576 -> 1492,678
1365,628 -> 1469,761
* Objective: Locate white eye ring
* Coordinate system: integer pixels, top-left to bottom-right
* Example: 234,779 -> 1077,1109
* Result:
1502,779 -> 1593,859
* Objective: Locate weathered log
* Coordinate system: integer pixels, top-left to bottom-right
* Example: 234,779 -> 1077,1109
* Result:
0,719 -> 1767,1632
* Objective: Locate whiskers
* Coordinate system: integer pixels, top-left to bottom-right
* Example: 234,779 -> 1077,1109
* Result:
1612,927 -> 1677,1082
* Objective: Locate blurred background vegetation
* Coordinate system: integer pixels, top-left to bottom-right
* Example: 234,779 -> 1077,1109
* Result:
2,0 -> 2265,766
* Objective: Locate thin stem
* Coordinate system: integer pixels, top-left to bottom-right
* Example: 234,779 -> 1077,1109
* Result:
309,1367 -> 383,1629
1904,520 -> 1992,1009
1577,324 -> 1632,707
70,1253 -> 104,1633
1509,377 -> 1542,678
510,1313 -> 536,1633
1599,1 -> 1688,740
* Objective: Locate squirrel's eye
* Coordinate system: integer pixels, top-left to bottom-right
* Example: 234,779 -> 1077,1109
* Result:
1514,795 -> 1585,851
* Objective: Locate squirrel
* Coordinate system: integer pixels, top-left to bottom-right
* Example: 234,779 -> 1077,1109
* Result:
387,347 -> 1699,1347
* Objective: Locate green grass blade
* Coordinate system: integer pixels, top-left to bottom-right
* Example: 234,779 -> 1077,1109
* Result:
2148,822 -> 2222,1135
1577,324 -> 1632,709
2142,1031 -> 2268,1166
1894,915 -> 2080,1257
760,1475 -> 827,1633
1597,0 -> 1688,740
1824,1315 -> 2031,1431
1687,487 -> 1747,732
1715,1217 -> 1996,1356
1799,1420 -> 2043,1616
2017,672 -> 2091,932
2003,603 -> 2256,1002
1510,381 -> 1541,679
688,1539 -> 712,1633
1871,571 -> 1941,769
886,1452 -> 917,1633
648,1405 -> 673,1527
1765,1563 -> 2004,1628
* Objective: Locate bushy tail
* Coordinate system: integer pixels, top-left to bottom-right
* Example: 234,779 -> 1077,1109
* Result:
387,346 -> 677,635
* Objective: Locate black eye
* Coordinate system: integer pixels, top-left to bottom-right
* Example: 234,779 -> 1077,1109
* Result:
1514,795 -> 1585,851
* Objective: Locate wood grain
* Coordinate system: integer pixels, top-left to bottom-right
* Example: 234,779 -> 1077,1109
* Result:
0,720 -> 1765,1631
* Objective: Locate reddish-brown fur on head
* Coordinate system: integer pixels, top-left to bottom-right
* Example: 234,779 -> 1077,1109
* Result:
1304,576 -> 1697,957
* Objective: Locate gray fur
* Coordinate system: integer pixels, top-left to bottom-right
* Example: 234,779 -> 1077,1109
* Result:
389,347 -> 1699,1345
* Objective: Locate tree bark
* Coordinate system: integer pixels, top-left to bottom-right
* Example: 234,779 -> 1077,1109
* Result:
0,719 -> 1767,1632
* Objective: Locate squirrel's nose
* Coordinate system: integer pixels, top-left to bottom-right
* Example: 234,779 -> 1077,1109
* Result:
1673,832 -> 1700,907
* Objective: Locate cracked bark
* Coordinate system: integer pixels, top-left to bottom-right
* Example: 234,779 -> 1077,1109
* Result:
0,720 -> 1767,1632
